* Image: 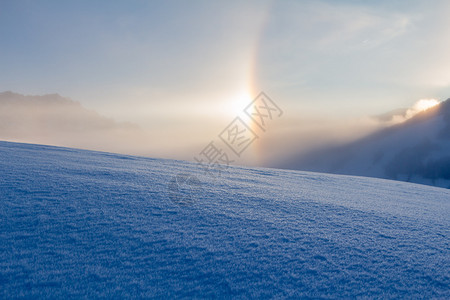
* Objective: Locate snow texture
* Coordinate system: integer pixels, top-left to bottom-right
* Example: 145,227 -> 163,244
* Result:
0,141 -> 449,298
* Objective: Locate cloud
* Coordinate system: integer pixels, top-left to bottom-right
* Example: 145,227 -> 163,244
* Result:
377,99 -> 441,125
311,4 -> 412,52
0,91 -> 186,159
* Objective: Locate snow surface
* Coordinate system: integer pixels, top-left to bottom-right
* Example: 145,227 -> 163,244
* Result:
0,141 -> 449,298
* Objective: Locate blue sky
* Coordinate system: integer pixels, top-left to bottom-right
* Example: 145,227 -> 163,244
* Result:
1,0 -> 450,163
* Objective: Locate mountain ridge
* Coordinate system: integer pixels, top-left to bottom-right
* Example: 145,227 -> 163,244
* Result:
279,98 -> 450,188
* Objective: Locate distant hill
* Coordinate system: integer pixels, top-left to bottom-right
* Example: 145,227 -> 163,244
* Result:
279,99 -> 450,188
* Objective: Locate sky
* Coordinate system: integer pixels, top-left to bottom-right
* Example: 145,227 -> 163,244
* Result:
1,0 -> 450,165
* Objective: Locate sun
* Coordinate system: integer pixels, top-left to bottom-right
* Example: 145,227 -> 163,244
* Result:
230,92 -> 253,117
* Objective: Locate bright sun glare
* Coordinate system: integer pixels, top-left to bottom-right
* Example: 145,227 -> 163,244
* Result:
403,98 -> 440,120
413,99 -> 440,111
231,92 -> 253,116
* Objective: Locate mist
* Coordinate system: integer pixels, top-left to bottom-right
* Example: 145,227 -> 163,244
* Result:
0,91 -> 443,170
259,98 -> 443,168
0,91 -> 197,160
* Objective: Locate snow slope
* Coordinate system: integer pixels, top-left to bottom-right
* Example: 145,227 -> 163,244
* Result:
0,141 -> 449,298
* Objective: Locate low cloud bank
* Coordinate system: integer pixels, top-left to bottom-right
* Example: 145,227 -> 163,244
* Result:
0,91 -> 174,158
